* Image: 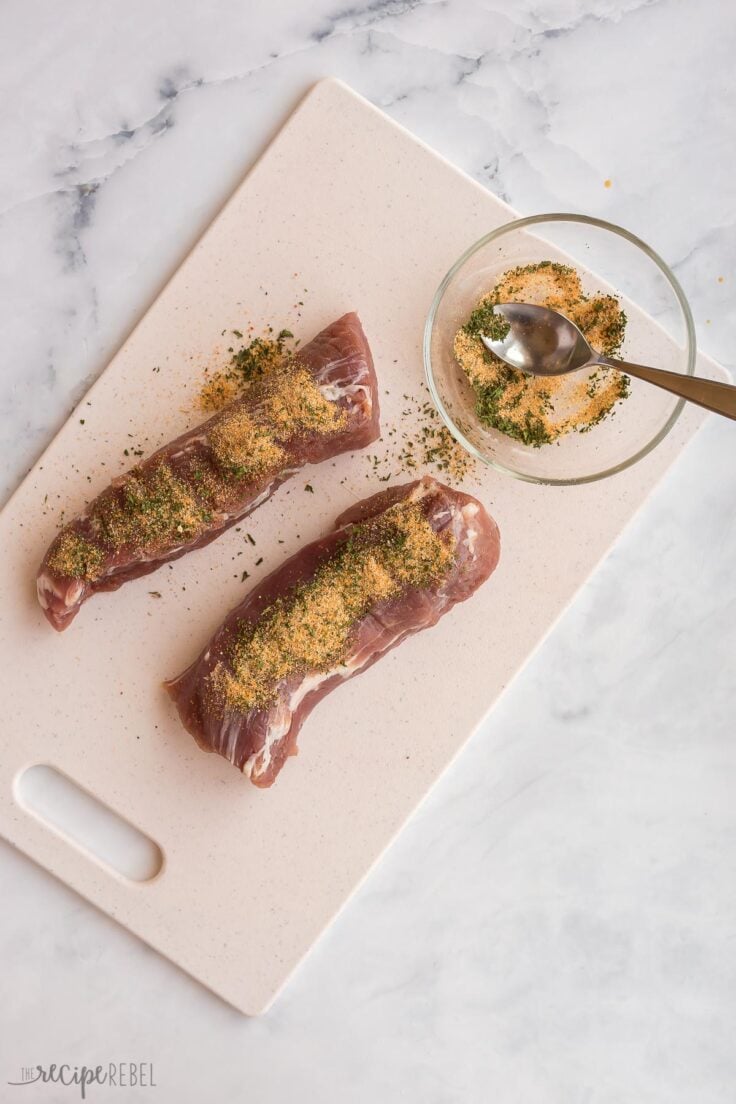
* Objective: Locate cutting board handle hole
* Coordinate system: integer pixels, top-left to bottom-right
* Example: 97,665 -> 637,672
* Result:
14,765 -> 163,882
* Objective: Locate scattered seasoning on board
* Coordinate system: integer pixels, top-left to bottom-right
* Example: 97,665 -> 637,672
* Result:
365,386 -> 474,485
407,399 -> 474,480
208,497 -> 454,713
453,261 -> 629,446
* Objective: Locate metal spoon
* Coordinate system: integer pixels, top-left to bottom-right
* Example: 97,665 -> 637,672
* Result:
481,303 -> 736,420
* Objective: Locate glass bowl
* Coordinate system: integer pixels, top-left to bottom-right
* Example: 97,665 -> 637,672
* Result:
424,214 -> 696,485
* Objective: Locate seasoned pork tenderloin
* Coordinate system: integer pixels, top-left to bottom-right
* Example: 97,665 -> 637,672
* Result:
166,475 -> 500,786
37,313 -> 379,630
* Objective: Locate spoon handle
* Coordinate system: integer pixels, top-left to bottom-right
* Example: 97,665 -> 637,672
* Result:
600,357 -> 736,421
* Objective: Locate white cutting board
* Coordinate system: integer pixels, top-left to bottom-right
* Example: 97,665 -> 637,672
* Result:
0,79 -> 726,1015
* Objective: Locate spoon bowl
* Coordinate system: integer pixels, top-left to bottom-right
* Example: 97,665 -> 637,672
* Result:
424,213 -> 697,485
482,302 -> 736,420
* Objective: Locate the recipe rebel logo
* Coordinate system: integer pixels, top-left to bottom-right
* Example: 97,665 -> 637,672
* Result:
8,1062 -> 156,1098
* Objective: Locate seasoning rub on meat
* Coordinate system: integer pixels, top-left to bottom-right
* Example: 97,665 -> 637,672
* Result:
166,476 -> 500,787
37,313 -> 379,630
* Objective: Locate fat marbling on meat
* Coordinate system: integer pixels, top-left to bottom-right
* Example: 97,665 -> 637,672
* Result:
37,313 -> 379,630
166,476 -> 500,787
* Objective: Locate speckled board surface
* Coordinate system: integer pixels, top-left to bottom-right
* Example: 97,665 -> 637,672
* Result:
0,79 -> 726,1015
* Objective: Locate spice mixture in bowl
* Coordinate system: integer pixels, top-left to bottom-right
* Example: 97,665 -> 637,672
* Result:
425,215 -> 696,485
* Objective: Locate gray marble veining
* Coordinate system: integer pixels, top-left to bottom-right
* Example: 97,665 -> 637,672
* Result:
1,1 -> 734,1101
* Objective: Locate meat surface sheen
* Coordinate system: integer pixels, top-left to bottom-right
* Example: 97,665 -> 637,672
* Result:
37,313 -> 379,630
166,476 -> 500,787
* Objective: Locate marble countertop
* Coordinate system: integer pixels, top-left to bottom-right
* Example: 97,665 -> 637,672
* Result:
2,1 -> 734,1101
